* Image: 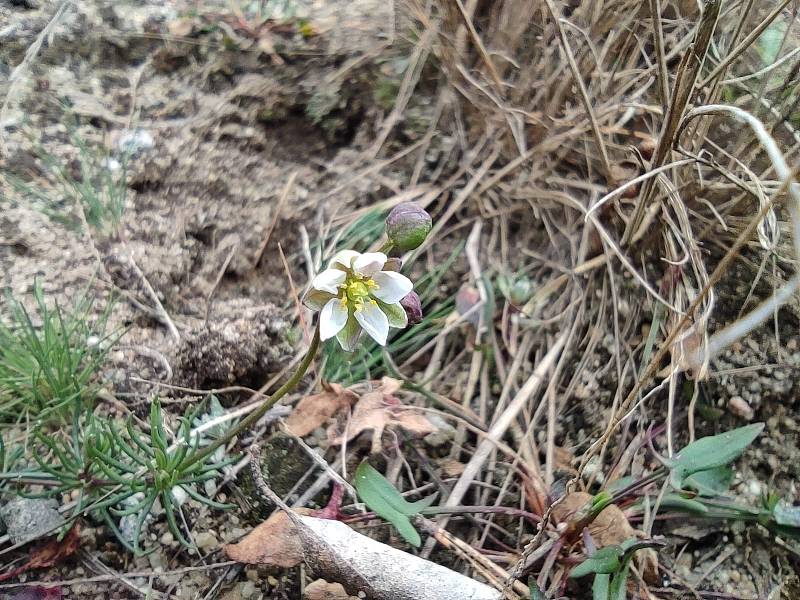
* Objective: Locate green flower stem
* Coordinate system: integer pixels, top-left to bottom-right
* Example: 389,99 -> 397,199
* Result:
379,240 -> 395,254
178,324 -> 321,472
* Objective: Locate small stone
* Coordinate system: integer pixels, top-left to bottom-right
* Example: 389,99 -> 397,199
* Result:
194,531 -> 218,550
239,581 -> 259,599
728,396 -> 754,420
148,551 -> 167,571
747,480 -> 762,497
0,498 -> 65,545
160,531 -> 174,546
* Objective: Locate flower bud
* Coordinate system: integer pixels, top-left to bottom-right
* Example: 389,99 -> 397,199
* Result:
385,203 -> 432,252
400,292 -> 423,325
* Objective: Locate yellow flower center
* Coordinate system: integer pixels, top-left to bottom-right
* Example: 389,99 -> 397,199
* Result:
341,275 -> 379,311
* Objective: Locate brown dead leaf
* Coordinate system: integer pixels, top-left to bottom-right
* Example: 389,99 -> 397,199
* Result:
437,458 -> 466,478
553,492 -> 636,547
0,525 -> 80,582
225,508 -> 313,567
303,579 -> 357,600
554,446 -> 576,473
285,384 -> 358,437
328,377 -> 436,453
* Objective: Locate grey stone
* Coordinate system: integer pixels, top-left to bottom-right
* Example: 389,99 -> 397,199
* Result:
0,497 -> 64,545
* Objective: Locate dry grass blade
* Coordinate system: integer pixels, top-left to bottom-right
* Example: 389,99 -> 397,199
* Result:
542,0 -> 612,182
623,0 -> 721,243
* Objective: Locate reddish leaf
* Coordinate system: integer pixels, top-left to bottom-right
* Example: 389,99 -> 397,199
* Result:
6,586 -> 62,600
0,525 -> 80,582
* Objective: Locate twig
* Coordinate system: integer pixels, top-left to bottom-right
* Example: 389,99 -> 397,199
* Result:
124,246 -> 181,343
254,171 -> 296,266
543,0 -> 612,182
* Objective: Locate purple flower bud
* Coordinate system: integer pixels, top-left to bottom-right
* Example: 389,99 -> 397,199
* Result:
400,292 -> 423,325
385,203 -> 432,252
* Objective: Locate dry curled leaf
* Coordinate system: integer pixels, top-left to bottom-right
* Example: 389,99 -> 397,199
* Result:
0,526 -> 80,582
285,384 -> 358,437
328,377 -> 436,453
225,508 -> 313,567
553,492 -> 636,547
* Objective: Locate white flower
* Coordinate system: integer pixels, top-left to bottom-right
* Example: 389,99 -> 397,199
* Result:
304,250 -> 413,350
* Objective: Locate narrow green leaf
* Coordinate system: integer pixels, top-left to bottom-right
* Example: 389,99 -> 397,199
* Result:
592,574 -> 610,600
529,579 -> 546,600
657,494 -> 710,515
669,423 -> 764,488
569,546 -> 623,578
355,462 -> 436,516
354,462 -> 435,547
608,562 -> 631,600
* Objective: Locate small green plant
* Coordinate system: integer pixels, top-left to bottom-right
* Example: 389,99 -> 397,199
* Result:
0,281 -> 115,424
609,424 -> 800,540
354,461 -> 436,547
569,539 -> 663,600
4,399 -> 236,554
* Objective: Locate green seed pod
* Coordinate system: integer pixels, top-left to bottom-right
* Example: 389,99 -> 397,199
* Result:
385,203 -> 432,252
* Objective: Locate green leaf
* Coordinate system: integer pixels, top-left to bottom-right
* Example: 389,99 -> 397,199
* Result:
528,579 -> 546,600
685,465 -> 733,496
569,546 -> 623,578
668,423 -> 764,489
608,563 -> 631,600
657,494 -> 710,515
592,574 -> 610,600
354,462 -> 436,547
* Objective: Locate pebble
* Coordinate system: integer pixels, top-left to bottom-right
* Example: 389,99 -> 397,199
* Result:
194,531 -> 218,550
160,531 -> 174,546
728,396 -> 754,420
245,569 -> 260,582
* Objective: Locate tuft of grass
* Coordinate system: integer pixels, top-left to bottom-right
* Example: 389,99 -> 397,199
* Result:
6,125 -> 129,234
0,281 -> 116,424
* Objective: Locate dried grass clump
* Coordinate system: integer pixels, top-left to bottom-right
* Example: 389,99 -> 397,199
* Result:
326,0 -> 800,594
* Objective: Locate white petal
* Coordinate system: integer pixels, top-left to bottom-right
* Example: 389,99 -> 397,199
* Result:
354,301 -> 389,345
320,298 -> 349,341
352,252 -> 387,276
371,271 -> 413,303
329,250 -> 360,270
311,268 -> 346,294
